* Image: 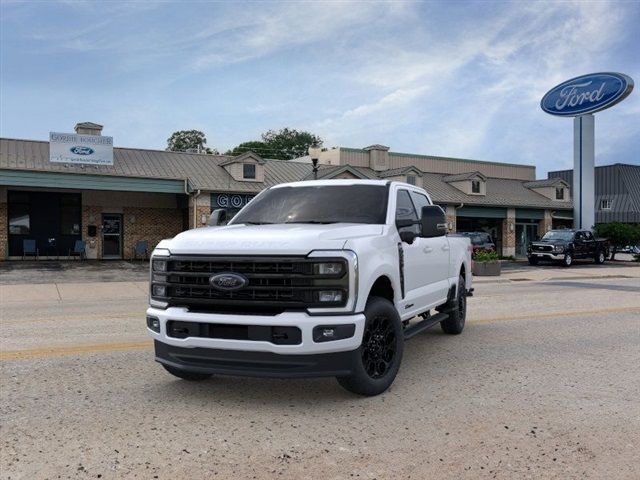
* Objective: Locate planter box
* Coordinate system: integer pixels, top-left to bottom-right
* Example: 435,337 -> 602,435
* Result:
472,260 -> 501,276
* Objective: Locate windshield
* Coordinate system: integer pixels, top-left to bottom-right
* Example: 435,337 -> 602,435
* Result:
231,184 -> 389,225
542,231 -> 574,241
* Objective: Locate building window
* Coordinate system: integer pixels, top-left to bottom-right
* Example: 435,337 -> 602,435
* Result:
600,199 -> 612,210
243,163 -> 256,179
471,180 -> 481,194
60,194 -> 81,235
406,175 -> 416,185
9,204 -> 30,234
555,187 -> 564,200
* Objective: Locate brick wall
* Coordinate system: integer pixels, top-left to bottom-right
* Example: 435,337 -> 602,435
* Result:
188,194 -> 211,229
122,207 -> 183,259
501,208 -> 516,257
539,210 -> 553,235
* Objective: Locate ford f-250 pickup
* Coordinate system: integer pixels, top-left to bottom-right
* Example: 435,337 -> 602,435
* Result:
147,180 -> 472,396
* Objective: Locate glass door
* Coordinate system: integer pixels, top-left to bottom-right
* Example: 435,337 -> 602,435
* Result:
516,223 -> 539,257
102,214 -> 122,259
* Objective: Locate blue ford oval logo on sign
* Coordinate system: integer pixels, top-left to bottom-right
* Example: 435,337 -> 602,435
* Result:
210,272 -> 248,291
541,72 -> 634,117
70,146 -> 95,155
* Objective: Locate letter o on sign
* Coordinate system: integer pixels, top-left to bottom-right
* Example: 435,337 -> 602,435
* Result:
231,195 -> 243,208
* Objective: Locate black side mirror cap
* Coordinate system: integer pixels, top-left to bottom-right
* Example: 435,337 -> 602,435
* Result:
208,208 -> 228,227
399,230 -> 417,244
421,205 -> 447,238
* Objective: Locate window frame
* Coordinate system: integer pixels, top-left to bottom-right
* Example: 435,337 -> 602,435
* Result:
600,199 -> 612,210
555,187 -> 564,200
471,179 -> 481,194
243,163 -> 256,180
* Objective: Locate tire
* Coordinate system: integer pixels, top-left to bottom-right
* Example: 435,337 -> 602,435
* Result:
595,250 -> 606,264
336,296 -> 404,396
440,275 -> 466,335
528,256 -> 539,266
562,253 -> 573,267
162,364 -> 212,381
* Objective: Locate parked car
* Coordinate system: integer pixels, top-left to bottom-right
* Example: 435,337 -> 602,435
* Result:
147,180 -> 473,396
454,232 -> 496,255
527,229 -> 609,267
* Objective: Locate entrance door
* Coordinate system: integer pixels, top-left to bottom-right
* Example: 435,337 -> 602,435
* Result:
102,214 -> 123,259
516,223 -> 539,257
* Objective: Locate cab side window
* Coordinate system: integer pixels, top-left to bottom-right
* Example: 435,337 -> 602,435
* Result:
395,190 -> 419,234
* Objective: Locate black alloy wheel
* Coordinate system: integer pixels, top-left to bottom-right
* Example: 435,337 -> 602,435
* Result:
361,314 -> 397,379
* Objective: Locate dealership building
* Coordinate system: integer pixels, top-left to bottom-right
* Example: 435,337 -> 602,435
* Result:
0,122 -> 574,261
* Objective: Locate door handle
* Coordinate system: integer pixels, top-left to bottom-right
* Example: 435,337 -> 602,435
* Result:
442,244 -> 450,251
423,246 -> 433,254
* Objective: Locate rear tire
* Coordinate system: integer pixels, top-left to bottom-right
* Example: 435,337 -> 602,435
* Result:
162,364 -> 212,381
562,253 -> 573,267
595,250 -> 606,264
336,296 -> 404,396
440,275 -> 466,335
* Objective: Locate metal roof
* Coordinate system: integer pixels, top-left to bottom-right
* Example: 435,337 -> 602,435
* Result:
523,178 -> 567,188
0,137 -> 572,209
443,171 -> 487,182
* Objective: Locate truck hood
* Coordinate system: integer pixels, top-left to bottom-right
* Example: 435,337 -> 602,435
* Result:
165,223 -> 385,255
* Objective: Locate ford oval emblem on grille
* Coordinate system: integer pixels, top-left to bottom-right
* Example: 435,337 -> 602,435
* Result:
209,272 -> 248,291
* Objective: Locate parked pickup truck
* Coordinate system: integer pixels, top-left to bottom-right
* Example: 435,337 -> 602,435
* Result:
147,180 -> 472,396
527,229 -> 609,267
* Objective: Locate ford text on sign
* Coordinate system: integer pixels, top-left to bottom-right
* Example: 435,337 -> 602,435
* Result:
49,132 -> 114,166
541,72 -> 633,117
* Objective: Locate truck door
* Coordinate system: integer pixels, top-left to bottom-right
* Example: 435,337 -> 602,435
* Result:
395,189 -> 449,313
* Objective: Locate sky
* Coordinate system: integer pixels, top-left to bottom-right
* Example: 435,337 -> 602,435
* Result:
1,0 -> 638,177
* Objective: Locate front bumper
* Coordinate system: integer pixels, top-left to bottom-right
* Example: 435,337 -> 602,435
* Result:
528,252 -> 565,261
146,306 -> 365,355
155,340 -> 356,378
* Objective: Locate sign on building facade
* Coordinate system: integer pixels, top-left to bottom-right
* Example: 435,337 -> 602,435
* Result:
49,132 -> 114,166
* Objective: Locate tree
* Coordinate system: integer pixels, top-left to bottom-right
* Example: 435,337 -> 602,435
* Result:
593,222 -> 640,260
226,128 -> 323,160
260,128 -> 322,160
225,141 -> 269,157
167,130 -> 217,154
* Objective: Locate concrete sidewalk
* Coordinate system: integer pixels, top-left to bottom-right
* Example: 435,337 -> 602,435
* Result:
0,281 -> 148,304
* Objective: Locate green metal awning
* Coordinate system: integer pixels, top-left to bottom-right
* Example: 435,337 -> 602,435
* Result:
515,208 -> 545,220
1,169 -> 187,194
457,206 -> 507,218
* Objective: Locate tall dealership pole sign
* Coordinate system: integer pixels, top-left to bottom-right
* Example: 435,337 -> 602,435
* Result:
541,72 -> 634,229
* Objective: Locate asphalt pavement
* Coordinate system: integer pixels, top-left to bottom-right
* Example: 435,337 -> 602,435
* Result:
1,264 -> 639,479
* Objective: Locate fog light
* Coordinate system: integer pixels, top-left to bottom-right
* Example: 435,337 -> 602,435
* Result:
314,262 -> 343,275
317,290 -> 343,303
152,259 -> 167,272
313,324 -> 356,343
146,316 -> 160,333
152,284 -> 166,297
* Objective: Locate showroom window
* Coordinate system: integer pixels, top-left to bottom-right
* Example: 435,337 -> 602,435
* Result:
60,194 -> 81,235
8,192 -> 30,234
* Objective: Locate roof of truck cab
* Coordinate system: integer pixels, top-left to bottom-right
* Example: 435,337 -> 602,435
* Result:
271,179 -> 391,188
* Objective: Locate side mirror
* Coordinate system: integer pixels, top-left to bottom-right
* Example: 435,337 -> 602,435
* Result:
207,208 -> 228,227
420,205 -> 447,238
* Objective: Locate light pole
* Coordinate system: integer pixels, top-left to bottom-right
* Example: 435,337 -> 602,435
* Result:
308,145 -> 321,180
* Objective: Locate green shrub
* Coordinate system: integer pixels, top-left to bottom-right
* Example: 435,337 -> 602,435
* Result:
474,250 -> 500,263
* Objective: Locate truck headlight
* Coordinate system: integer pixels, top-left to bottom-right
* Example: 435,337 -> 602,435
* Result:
152,284 -> 167,297
152,259 -> 167,272
314,262 -> 344,275
317,290 -> 343,303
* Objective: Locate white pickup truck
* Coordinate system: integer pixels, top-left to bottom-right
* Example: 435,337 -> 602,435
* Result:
147,180 -> 472,396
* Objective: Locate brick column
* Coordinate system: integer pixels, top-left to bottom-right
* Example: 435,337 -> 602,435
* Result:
0,198 -> 7,260
188,193 -> 211,229
539,210 -> 553,236
501,208 -> 516,257
445,204 -> 457,233
82,205 -> 103,260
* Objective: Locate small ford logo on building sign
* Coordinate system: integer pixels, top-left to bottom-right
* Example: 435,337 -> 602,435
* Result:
210,272 -> 248,291
70,146 -> 95,155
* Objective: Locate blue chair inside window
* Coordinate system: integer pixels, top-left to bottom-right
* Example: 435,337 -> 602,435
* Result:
23,239 -> 39,260
134,240 -> 149,260
69,240 -> 86,260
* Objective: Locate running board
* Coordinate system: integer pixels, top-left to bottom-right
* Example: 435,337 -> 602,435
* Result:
403,312 -> 448,340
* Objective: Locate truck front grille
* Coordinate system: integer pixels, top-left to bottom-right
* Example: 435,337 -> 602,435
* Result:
533,244 -> 553,252
157,256 -> 348,311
